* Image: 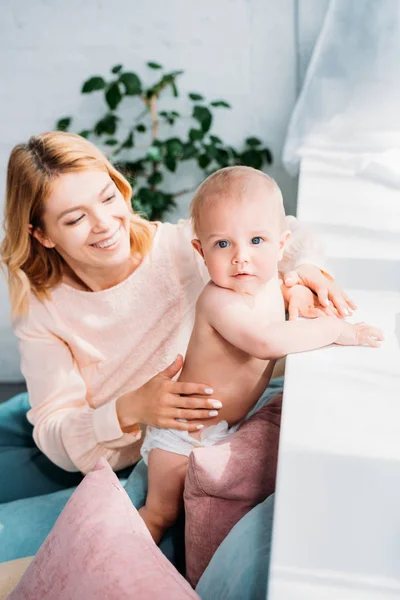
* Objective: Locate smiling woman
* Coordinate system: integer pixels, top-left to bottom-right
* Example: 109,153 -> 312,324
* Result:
0,131 -> 355,565
30,170 -> 147,293
2,133 -> 152,311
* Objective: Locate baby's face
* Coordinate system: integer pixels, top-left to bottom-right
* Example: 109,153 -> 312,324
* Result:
193,185 -> 289,295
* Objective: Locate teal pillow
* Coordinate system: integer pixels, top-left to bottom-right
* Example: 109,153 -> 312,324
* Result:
196,494 -> 275,600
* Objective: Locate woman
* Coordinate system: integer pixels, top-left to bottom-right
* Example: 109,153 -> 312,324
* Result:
0,131 -> 354,565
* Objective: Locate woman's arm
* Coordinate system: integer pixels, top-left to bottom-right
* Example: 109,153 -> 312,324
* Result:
15,319 -> 142,475
279,215 -> 326,275
279,216 -> 356,317
15,318 -> 220,475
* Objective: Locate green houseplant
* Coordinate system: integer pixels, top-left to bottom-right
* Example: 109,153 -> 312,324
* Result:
56,62 -> 273,220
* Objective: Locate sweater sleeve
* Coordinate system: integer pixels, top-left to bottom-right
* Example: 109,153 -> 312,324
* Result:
278,215 -> 331,276
14,313 -> 142,475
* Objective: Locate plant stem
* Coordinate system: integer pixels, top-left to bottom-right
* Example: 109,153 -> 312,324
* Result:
149,95 -> 159,140
172,185 -> 198,199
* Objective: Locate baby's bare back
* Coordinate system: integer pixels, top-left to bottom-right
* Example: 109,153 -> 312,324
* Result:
179,278 -> 285,430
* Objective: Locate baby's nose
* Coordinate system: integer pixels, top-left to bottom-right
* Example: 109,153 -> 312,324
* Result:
232,253 -> 249,264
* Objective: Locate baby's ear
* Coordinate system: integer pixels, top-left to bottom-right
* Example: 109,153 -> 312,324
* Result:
278,229 -> 291,260
191,238 -> 205,259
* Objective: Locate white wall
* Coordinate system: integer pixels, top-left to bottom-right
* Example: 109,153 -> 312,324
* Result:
0,0 -> 328,380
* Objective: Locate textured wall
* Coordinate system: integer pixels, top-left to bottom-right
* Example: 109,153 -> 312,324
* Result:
0,0 -> 328,380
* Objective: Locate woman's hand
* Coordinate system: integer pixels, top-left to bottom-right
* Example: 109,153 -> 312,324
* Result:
117,355 -> 222,433
281,283 -> 333,321
283,264 -> 357,318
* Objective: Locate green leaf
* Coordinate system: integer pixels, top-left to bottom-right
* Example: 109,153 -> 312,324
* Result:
210,100 -> 231,108
78,129 -> 91,139
245,137 -> 262,147
134,187 -> 175,220
111,64 -> 123,74
209,135 -> 222,145
120,159 -> 145,175
94,114 -> 118,136
193,106 -> 212,132
56,117 -> 71,131
215,148 -> 230,167
164,155 -> 177,172
121,131 -> 134,149
171,111 -> 180,117
146,145 -> 162,162
159,111 -> 177,126
171,82 -> 179,97
181,142 -> 198,160
198,154 -> 211,169
240,149 -> 263,170
119,72 -> 142,95
147,61 -> 162,69
166,137 -> 183,158
264,148 -> 273,164
189,93 -> 204,101
189,128 -> 204,142
82,76 -> 106,93
104,138 -> 119,146
105,83 -> 122,110
148,171 -> 163,186
203,143 -> 218,159
136,123 -> 146,133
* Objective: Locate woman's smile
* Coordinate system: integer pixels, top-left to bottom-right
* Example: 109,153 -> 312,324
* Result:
90,224 -> 122,250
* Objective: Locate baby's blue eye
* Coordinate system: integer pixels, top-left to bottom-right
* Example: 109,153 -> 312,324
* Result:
216,240 -> 229,249
251,237 -> 263,245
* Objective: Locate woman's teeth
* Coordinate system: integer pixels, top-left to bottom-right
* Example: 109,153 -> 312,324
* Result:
92,228 -> 120,249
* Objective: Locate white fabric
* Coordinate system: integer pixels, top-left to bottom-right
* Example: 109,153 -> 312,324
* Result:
140,420 -> 240,465
283,0 -> 400,179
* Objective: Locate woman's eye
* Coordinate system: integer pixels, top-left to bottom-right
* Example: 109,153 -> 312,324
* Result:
251,236 -> 263,245
66,215 -> 84,226
103,194 -> 116,203
216,240 -> 230,249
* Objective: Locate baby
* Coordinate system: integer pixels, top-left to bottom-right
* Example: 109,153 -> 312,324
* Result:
139,166 -> 383,543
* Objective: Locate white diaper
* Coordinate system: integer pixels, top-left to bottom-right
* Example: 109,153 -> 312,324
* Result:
140,420 -> 240,465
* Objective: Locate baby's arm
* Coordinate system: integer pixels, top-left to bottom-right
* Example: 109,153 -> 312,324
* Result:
202,289 -> 383,360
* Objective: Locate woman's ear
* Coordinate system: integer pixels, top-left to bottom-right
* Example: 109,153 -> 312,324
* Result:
278,229 -> 291,261
191,238 -> 205,260
29,224 -> 56,249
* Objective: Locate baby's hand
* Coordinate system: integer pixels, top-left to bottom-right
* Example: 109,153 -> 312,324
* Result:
336,321 -> 384,348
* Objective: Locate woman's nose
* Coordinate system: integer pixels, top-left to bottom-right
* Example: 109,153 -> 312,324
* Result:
91,211 -> 110,232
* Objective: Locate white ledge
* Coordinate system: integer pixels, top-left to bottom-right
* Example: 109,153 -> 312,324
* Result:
269,158 -> 400,600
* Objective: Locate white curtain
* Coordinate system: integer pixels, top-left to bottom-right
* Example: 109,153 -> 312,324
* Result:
284,0 -> 400,185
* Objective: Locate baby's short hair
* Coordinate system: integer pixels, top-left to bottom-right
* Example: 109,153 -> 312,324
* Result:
190,166 -> 284,236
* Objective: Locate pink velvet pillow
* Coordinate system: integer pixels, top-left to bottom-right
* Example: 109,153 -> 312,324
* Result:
8,458 -> 199,600
184,393 -> 282,587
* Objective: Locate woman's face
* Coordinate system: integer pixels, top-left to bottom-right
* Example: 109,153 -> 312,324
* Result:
33,169 -> 132,272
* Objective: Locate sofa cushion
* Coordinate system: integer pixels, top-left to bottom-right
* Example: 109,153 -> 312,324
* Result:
196,494 -> 275,600
184,393 -> 282,587
7,458 -> 199,600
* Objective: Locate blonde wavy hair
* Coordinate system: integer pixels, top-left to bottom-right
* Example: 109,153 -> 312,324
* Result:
0,131 -> 153,317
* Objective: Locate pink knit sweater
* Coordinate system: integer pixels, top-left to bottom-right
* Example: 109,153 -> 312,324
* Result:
14,218 -> 324,473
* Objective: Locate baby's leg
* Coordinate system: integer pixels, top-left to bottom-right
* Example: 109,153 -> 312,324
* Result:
139,448 -> 189,544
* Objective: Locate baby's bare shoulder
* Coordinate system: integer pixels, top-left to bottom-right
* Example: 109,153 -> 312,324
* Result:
196,282 -> 239,314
